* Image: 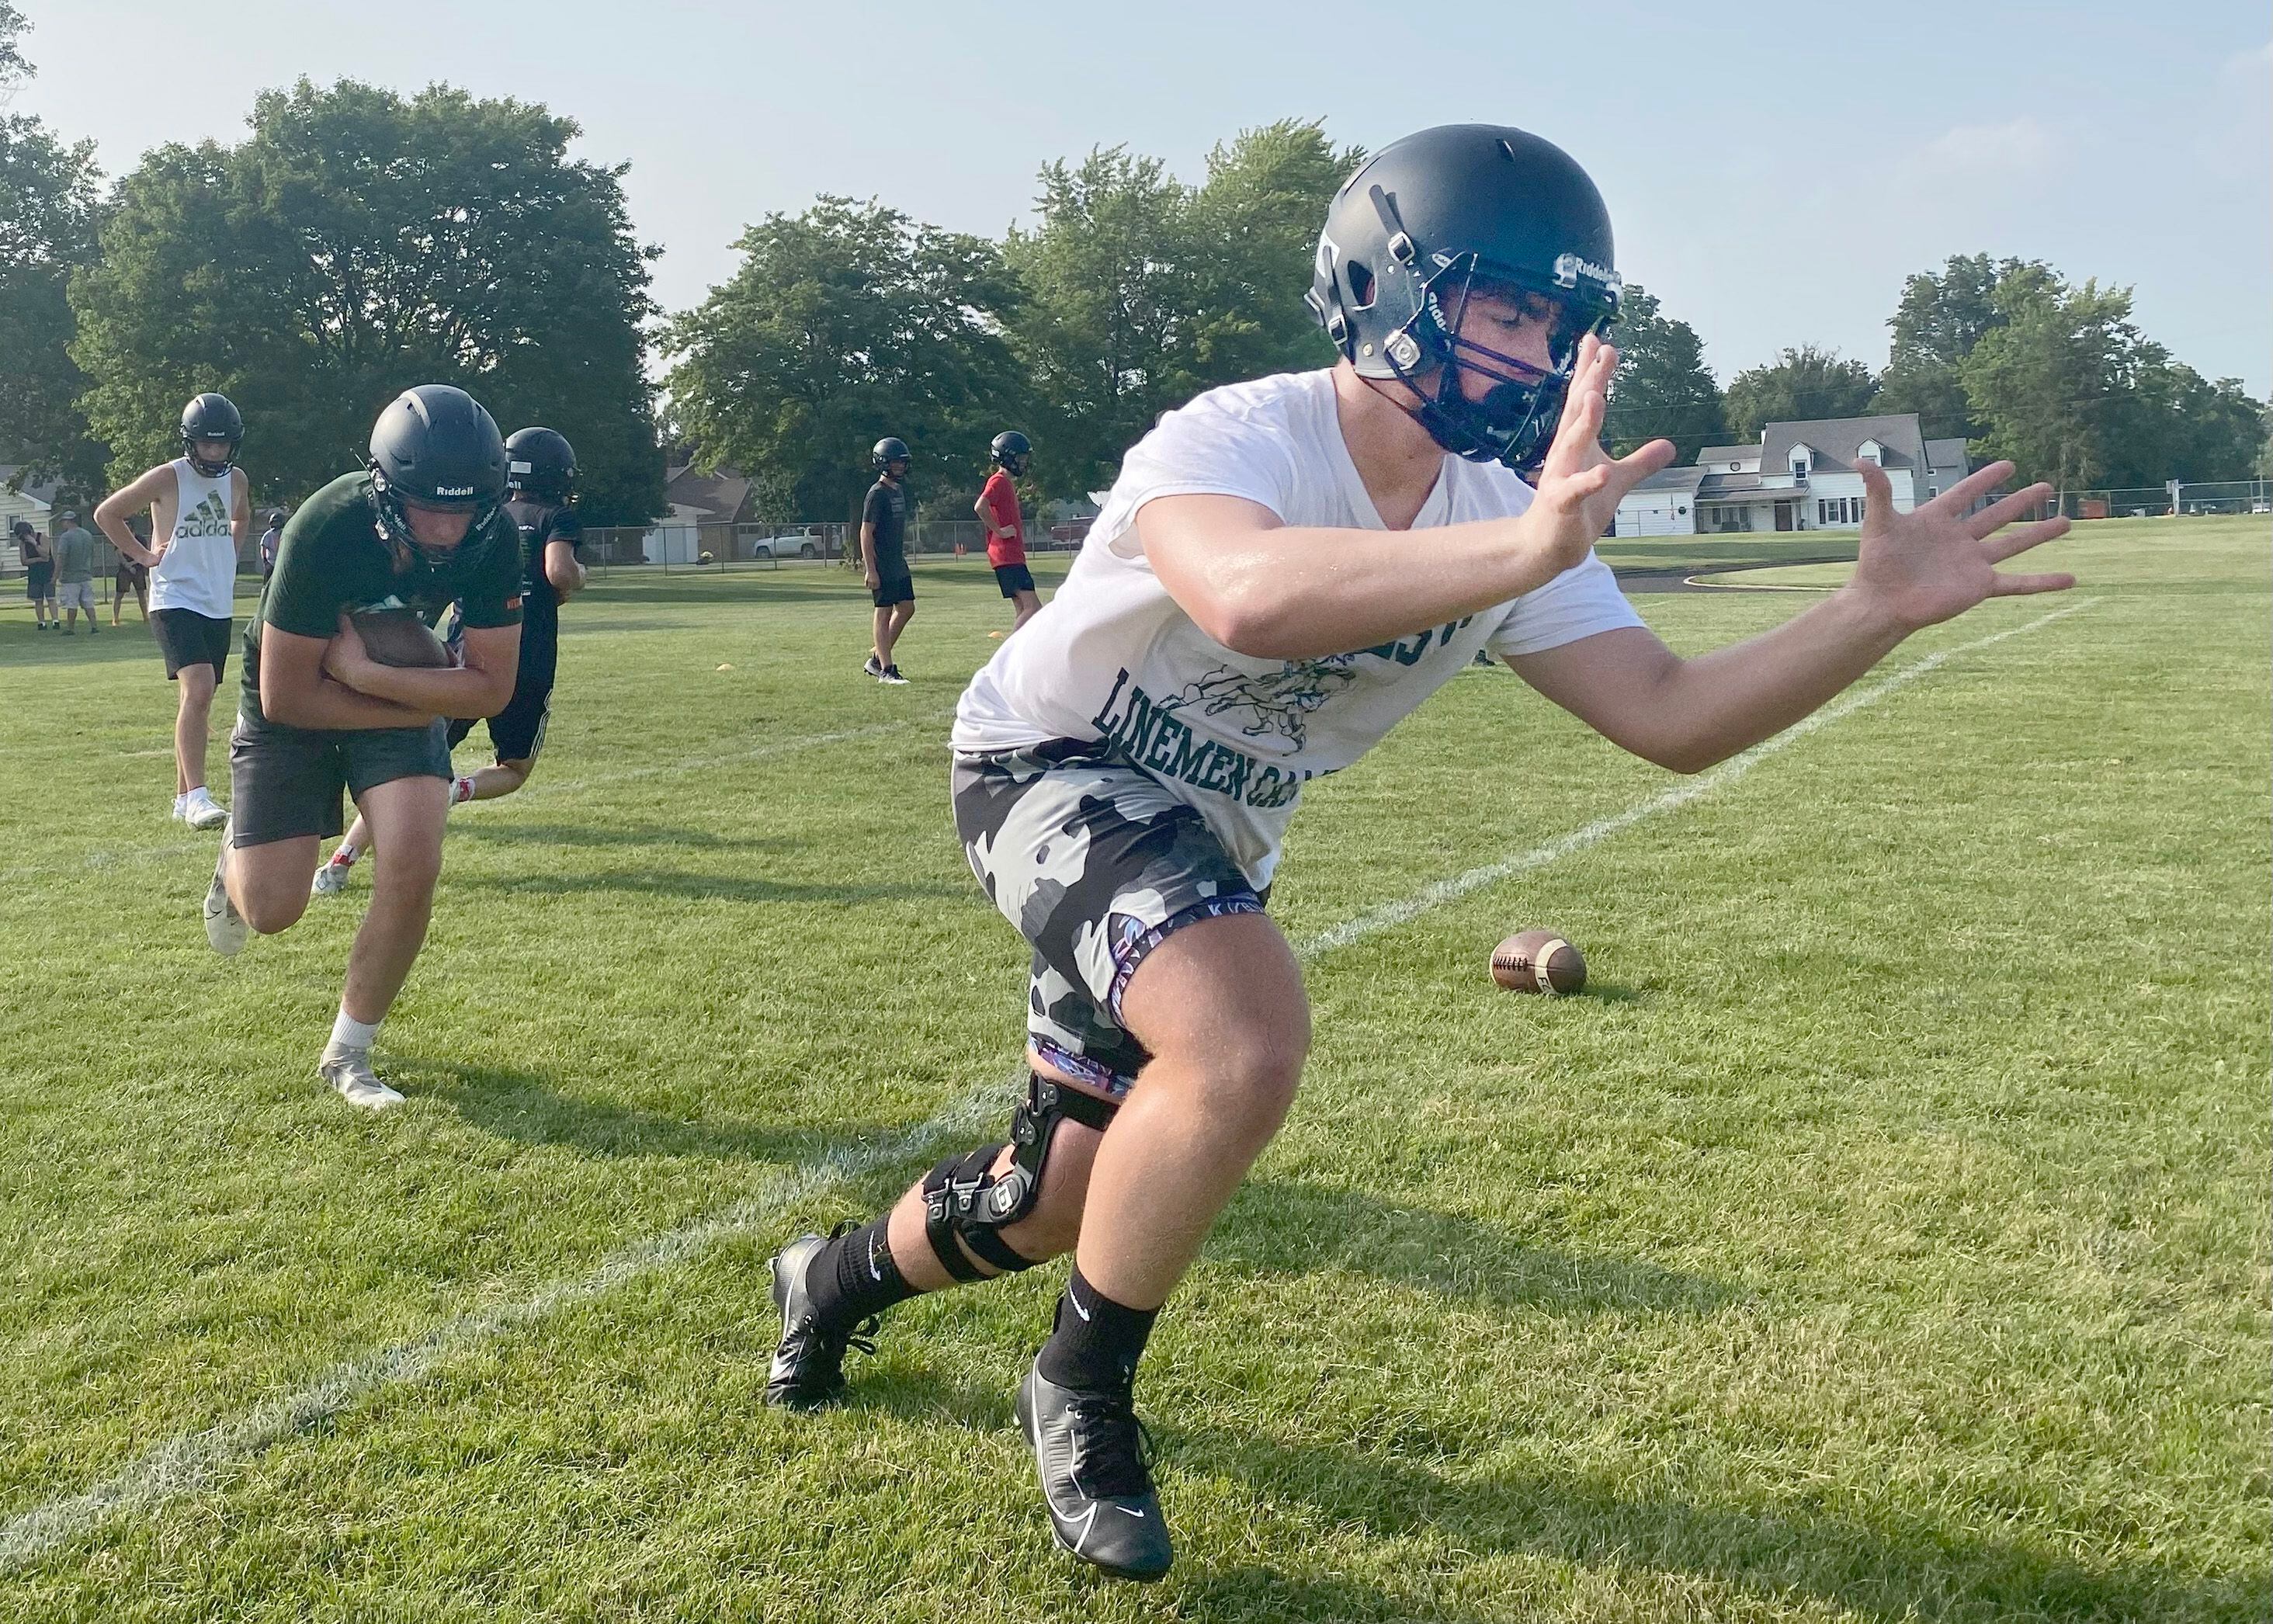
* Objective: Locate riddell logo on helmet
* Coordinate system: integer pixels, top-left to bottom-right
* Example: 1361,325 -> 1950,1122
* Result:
1552,253 -> 1618,290
434,486 -> 476,498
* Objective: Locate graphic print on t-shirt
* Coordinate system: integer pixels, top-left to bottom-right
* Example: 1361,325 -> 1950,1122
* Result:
174,491 -> 232,541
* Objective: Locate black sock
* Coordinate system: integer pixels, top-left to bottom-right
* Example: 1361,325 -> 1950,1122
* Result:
1036,1263 -> 1158,1394
803,1215 -> 921,1326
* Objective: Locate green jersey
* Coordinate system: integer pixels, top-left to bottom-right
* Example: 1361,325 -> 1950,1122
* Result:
241,471 -> 521,717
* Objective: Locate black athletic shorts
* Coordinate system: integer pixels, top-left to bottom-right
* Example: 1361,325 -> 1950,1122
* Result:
992,563 -> 1036,599
871,571 -> 914,608
24,562 -> 53,601
446,677 -> 552,765
152,609 -> 233,680
227,710 -> 452,847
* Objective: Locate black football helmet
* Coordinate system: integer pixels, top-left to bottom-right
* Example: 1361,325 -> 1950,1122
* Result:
872,436 -> 910,471
504,426 -> 578,502
180,394 -> 245,476
366,385 -> 508,557
989,430 -> 1031,477
1307,125 -> 1621,474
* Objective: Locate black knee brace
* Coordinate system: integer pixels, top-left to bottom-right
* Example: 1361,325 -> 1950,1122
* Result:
921,1072 -> 1119,1282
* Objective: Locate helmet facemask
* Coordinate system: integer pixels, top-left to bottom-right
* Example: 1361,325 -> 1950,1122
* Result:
183,433 -> 240,478
1388,255 -> 1613,474
368,471 -> 494,570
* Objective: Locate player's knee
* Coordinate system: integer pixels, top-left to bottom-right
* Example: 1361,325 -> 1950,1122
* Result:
238,883 -> 306,935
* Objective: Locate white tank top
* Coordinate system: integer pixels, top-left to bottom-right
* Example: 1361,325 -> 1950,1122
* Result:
149,459 -> 241,618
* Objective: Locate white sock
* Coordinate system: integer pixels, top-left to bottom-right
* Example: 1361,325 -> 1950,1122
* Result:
329,1009 -> 380,1052
173,793 -> 187,815
451,775 -> 477,805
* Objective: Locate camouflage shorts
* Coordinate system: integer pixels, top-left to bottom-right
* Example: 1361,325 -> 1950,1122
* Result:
952,738 -> 1267,1096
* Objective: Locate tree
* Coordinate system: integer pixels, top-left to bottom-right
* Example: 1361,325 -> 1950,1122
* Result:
1603,283 -> 1723,463
1182,120 -> 1359,385
1004,147 -> 1202,499
1876,255 -> 2058,441
70,79 -> 663,521
0,1 -> 108,494
662,196 -> 1025,521
1959,276 -> 2139,491
1720,345 -> 1878,442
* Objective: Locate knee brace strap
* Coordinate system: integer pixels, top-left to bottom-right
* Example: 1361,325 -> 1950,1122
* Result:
920,1073 -> 1120,1281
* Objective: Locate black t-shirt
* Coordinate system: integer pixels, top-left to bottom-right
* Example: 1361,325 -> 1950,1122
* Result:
503,498 -> 581,647
243,470 -> 521,715
862,478 -> 908,574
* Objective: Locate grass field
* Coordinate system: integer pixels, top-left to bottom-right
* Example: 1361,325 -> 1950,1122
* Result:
1,516 -> 2265,1621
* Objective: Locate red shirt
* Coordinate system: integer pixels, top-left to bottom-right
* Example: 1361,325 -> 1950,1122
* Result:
980,470 -> 1025,567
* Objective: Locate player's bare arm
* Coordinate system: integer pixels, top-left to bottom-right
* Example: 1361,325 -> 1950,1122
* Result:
92,466 -> 171,567
1509,458 -> 2075,774
1140,337 -> 1672,660
324,616 -> 520,718
229,467 -> 252,555
859,521 -> 880,588
257,624 -> 434,730
543,537 -> 585,602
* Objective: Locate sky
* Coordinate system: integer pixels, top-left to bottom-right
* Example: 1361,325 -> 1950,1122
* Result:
15,0 -> 2271,397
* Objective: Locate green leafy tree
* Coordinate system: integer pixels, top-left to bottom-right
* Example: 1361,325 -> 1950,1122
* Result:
0,2 -> 107,494
662,195 -> 1025,522
1720,345 -> 1879,442
1603,283 -> 1723,463
1959,276 -> 2140,490
1004,147 -> 1202,499
1182,120 -> 1359,384
70,79 -> 662,521
1876,255 -> 2058,441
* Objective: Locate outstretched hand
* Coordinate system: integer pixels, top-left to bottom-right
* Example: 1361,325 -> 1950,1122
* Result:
1849,460 -> 2074,631
1515,334 -> 1675,578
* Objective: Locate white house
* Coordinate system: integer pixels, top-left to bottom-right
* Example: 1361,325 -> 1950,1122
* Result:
1613,414 -> 1969,536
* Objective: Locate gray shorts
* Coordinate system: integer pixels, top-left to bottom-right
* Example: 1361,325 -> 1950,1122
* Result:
227,710 -> 453,848
952,738 -> 1266,1096
56,579 -> 95,612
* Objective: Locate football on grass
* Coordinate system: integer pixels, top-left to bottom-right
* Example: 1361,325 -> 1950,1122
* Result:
347,607 -> 453,668
1490,929 -> 1586,995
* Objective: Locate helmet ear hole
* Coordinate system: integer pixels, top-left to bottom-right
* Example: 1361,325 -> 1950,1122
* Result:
1345,261 -> 1375,310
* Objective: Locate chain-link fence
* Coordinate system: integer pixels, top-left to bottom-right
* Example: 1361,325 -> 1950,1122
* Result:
2060,480 -> 2273,519
568,515 -> 1089,577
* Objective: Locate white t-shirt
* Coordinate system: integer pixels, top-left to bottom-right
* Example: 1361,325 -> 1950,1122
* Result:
953,369 -> 1644,887
149,460 -> 240,619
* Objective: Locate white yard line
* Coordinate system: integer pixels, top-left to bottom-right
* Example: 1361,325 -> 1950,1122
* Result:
0,599 -> 2094,1569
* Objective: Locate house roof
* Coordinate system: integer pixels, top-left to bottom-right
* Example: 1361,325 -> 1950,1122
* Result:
0,467 -> 61,505
1924,438 -> 1969,473
1696,445 -> 1757,467
662,464 -> 752,526
1625,464 -> 1709,497
1759,414 -> 1927,474
1697,473 -> 1803,501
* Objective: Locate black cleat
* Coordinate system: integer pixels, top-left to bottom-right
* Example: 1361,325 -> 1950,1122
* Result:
764,1229 -> 877,1409
1017,1359 -> 1173,1581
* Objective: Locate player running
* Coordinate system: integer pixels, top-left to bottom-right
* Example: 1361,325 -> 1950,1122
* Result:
313,427 -> 585,896
203,384 -> 522,1111
94,394 -> 253,830
976,431 -> 1040,633
860,437 -> 914,684
760,124 -> 2074,1581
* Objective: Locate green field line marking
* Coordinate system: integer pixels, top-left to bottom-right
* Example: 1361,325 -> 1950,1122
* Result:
0,598 -> 2097,1571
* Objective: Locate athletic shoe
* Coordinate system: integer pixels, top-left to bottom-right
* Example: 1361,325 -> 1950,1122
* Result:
764,1227 -> 879,1410
320,1044 -> 404,1111
203,834 -> 248,956
182,786 -> 228,830
171,793 -> 188,824
880,665 -> 909,686
1017,1360 -> 1172,1581
862,654 -> 883,679
311,856 -> 352,897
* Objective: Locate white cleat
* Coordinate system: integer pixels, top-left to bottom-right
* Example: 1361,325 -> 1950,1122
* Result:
182,787 -> 229,831
321,1045 -> 404,1111
171,793 -> 188,824
203,833 -> 248,956
311,857 -> 352,897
